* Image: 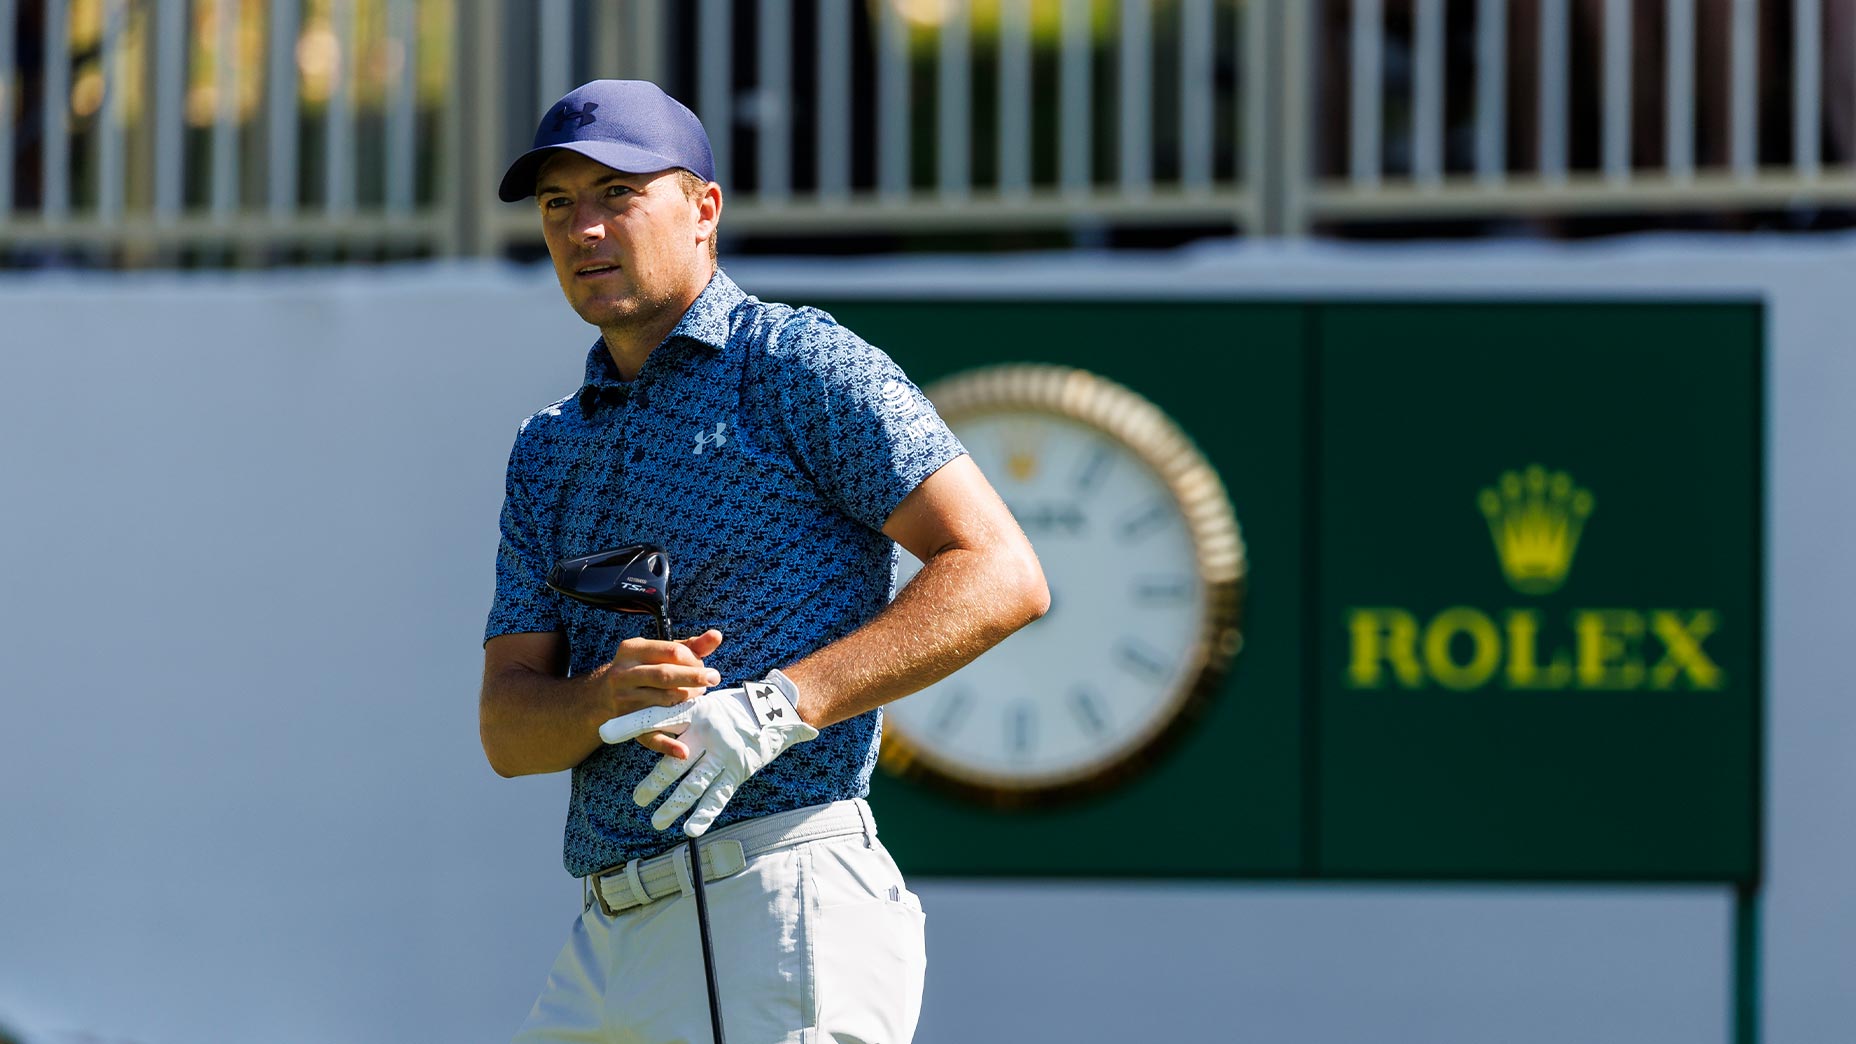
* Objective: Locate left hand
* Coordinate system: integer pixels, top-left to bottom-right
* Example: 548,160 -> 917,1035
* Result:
598,670 -> 819,836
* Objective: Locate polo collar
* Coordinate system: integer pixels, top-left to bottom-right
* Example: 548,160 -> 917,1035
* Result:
577,270 -> 747,416
665,269 -> 747,352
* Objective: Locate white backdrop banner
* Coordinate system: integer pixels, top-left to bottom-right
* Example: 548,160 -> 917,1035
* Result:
2,235 -> 1851,1044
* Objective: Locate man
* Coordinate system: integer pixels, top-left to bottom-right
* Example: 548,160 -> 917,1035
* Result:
479,80 -> 1048,1043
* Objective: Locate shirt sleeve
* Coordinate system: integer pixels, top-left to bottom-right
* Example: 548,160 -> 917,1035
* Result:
484,432 -> 562,643
772,310 -> 967,533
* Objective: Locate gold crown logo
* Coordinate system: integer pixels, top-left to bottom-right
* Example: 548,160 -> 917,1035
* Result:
1000,419 -> 1045,483
1477,465 -> 1594,595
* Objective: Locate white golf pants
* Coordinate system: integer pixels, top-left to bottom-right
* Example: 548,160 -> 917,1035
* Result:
513,799 -> 927,1044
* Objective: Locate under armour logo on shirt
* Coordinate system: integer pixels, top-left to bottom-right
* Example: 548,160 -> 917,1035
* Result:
553,102 -> 598,131
693,421 -> 728,455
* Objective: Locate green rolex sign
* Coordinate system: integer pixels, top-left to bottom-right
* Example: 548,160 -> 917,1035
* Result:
1314,302 -> 1762,882
813,297 -> 1761,887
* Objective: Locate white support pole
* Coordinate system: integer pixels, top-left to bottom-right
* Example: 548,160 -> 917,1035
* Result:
1119,0 -> 1151,197
269,0 -> 301,219
1059,0 -> 1092,198
759,0 -> 792,203
212,0 -> 239,222
938,0 -> 971,201
1667,0 -> 1695,181
466,0 -> 501,256
154,0 -> 183,224
96,0 -> 125,222
1349,0 -> 1381,189
1413,0 -> 1443,186
817,0 -> 850,202
1795,0 -> 1822,178
0,0 -> 14,224
1539,0 -> 1569,183
998,0 -> 1031,198
538,0 -> 571,114
1179,0 -> 1213,194
591,0 -> 622,78
878,0 -> 908,201
1279,0 -> 1311,235
1602,0 -> 1631,182
387,0 -> 417,213
1730,0 -> 1757,179
633,2 -> 666,85
325,0 -> 357,217
1245,0 -> 1271,221
41,0 -> 69,219
1475,0 -> 1506,184
699,0 -> 733,189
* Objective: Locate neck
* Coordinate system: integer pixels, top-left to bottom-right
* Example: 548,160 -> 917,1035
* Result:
599,266 -> 716,380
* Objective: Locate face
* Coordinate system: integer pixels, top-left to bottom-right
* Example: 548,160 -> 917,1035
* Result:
535,152 -> 719,332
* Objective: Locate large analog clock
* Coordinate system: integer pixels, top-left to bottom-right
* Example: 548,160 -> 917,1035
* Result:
880,364 -> 1245,807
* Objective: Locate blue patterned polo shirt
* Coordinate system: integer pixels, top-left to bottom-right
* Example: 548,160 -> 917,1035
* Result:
486,270 -> 966,877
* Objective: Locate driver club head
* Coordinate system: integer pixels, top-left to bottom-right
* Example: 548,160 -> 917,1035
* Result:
546,544 -> 671,631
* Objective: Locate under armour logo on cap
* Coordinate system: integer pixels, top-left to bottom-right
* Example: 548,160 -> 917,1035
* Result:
553,102 -> 598,131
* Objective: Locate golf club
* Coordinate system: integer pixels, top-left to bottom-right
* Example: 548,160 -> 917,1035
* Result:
546,543 -> 727,1044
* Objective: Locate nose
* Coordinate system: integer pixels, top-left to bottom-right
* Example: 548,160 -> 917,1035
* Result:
572,201 -> 606,244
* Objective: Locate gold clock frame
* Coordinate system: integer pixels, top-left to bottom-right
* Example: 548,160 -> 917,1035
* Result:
878,364 -> 1247,808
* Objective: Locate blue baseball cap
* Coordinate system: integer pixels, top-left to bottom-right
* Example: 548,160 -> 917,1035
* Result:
498,80 -> 716,202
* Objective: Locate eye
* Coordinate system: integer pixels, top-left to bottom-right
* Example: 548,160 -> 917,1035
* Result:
540,196 -> 569,210
606,184 -> 633,198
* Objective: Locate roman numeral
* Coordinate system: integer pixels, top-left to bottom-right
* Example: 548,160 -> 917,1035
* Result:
1135,576 -> 1192,604
931,688 -> 972,736
1074,445 -> 1113,495
1117,502 -> 1170,540
1070,688 -> 1108,735
1117,639 -> 1170,681
1008,703 -> 1035,757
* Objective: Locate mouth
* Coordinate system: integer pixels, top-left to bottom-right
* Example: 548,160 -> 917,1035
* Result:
575,261 -> 621,278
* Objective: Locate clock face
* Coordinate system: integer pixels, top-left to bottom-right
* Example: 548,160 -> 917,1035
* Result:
881,365 -> 1244,806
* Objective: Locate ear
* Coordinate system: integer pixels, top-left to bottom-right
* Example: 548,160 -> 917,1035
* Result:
694,182 -> 723,248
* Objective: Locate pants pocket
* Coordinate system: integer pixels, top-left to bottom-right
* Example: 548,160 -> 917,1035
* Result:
813,895 -> 927,1044
806,838 -> 927,1044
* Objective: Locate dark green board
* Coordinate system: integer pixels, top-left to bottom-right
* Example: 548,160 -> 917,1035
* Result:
795,297 -> 1762,885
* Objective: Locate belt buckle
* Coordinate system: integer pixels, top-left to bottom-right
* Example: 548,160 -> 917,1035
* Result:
590,869 -> 619,910
588,867 -> 625,917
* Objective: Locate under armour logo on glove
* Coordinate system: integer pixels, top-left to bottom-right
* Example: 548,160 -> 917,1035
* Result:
693,421 -> 728,455
746,682 -> 786,725
553,102 -> 598,131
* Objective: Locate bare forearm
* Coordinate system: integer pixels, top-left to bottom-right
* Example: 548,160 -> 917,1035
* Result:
479,631 -> 725,778
479,666 -> 617,777
783,543 -> 1048,729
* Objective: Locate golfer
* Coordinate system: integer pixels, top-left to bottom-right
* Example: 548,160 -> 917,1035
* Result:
479,80 -> 1048,1043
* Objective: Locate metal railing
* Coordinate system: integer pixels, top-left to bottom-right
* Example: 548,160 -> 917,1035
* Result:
1,0 -> 1851,266
1,0 -> 452,263
1308,0 -> 1856,228
461,0 -> 1275,253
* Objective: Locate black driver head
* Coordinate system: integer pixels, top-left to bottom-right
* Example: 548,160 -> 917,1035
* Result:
546,544 -> 671,630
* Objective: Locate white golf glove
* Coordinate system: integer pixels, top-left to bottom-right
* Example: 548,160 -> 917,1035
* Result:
597,670 -> 819,837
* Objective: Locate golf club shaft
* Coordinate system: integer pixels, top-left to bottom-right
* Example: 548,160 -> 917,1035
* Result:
656,615 -> 727,1044
687,837 -> 726,1044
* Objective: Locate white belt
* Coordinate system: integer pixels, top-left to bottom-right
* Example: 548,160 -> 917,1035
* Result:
584,799 -> 876,917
